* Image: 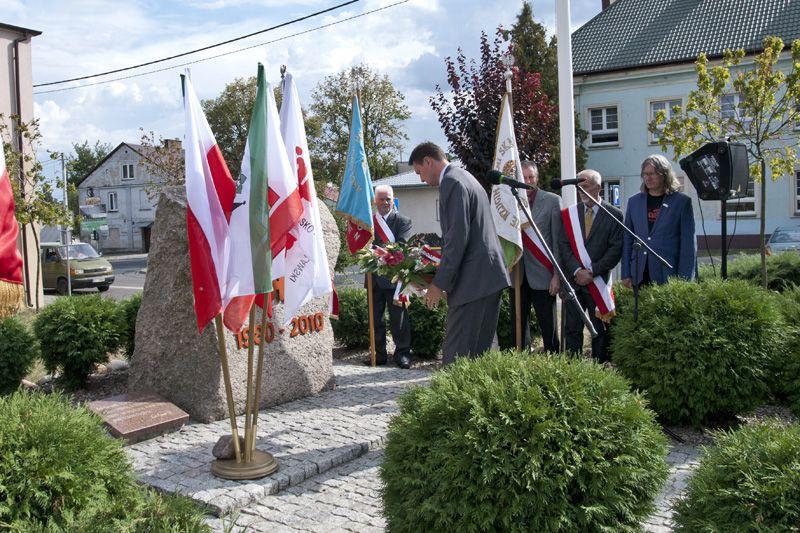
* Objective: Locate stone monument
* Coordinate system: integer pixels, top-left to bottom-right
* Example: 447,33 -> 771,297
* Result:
129,188 -> 339,422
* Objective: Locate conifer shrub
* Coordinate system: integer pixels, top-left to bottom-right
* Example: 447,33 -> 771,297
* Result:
0,316 -> 39,395
772,285 -> 800,415
381,351 -> 668,532
331,288 -> 370,349
698,252 -> 800,292
612,279 -> 782,426
408,296 -> 447,359
674,422 -> 800,531
117,292 -> 142,359
33,295 -> 121,388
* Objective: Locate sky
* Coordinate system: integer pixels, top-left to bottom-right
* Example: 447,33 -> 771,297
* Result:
7,0 -> 602,183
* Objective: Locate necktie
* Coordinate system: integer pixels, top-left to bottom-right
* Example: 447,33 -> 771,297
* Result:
584,206 -> 594,237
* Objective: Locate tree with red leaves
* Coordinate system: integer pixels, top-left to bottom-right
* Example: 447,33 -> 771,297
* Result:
431,29 -> 557,191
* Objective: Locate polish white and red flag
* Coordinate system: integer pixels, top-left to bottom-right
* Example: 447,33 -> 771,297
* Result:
182,70 -> 237,332
279,72 -> 333,325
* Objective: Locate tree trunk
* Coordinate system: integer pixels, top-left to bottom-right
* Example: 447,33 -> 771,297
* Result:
31,224 -> 41,309
759,158 -> 767,289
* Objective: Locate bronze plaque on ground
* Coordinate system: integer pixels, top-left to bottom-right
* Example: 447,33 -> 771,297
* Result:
89,392 -> 189,444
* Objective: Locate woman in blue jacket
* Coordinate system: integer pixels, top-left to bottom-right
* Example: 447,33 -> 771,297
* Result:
622,154 -> 697,287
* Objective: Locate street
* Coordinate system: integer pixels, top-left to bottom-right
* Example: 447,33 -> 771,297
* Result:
42,253 -> 147,304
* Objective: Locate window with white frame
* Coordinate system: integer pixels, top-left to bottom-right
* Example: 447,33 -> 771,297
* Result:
720,93 -> 751,126
724,175 -> 755,216
122,163 -> 135,180
649,99 -> 682,143
588,106 -> 619,146
108,192 -> 119,212
795,170 -> 800,214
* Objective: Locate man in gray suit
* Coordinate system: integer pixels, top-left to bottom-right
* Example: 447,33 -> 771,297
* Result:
509,161 -> 562,352
558,169 -> 623,362
409,142 -> 511,365
369,184 -> 412,369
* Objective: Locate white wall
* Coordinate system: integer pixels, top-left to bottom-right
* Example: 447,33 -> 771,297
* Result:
394,187 -> 440,236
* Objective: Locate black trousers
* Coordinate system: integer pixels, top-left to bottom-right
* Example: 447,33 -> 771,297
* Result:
372,287 -> 411,363
508,269 -> 559,352
564,285 -> 610,363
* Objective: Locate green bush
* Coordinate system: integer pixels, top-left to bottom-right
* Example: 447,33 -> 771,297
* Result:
381,352 -> 668,532
331,288 -> 370,349
699,252 -> 800,292
674,421 -> 800,532
117,292 -> 142,359
0,316 -> 39,395
0,392 -> 211,531
496,287 -> 540,350
408,296 -> 447,359
611,279 -> 782,426
772,285 -> 800,415
33,295 -> 121,389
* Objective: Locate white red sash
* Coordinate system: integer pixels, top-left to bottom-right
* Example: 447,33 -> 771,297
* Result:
521,226 -> 553,274
372,212 -> 408,306
561,204 -> 615,321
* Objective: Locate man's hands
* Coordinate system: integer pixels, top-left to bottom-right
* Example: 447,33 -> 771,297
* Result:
575,268 -> 594,286
424,284 -> 444,309
548,274 -> 561,296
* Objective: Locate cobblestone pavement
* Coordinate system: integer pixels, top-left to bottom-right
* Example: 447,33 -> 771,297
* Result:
206,443 -> 700,532
126,361 -> 430,516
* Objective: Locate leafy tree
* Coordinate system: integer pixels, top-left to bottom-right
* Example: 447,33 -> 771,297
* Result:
309,64 -> 410,186
431,29 -> 557,189
651,37 -> 800,288
66,140 -> 112,186
510,2 -> 587,190
1,115 -> 70,308
138,130 -> 185,199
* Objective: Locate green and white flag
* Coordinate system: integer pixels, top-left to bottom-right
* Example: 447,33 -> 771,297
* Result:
490,91 -> 528,270
223,63 -> 273,332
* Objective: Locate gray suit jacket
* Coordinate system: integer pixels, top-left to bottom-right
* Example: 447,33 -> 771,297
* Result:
522,189 -> 562,290
433,165 -> 510,307
558,201 -> 623,283
369,210 -> 412,291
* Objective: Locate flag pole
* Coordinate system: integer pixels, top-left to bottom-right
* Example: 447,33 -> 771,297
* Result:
249,295 -> 270,456
515,265 -> 522,351
243,305 -> 257,463
366,272 -> 377,366
214,314 -> 242,463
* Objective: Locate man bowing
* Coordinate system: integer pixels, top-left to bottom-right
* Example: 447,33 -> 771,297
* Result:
409,142 -> 510,365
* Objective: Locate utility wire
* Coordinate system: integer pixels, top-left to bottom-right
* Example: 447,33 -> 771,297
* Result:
34,0 -> 408,95
33,0 -> 359,88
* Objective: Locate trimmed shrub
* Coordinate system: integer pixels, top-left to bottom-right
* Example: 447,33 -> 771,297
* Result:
408,296 -> 447,359
496,287 -> 540,350
0,316 -> 39,395
33,295 -> 121,389
381,352 -> 669,532
0,391 -> 139,528
674,421 -> 800,532
699,252 -> 800,292
772,285 -> 800,415
127,490 -> 210,532
331,288 -> 370,349
612,279 -> 783,426
117,292 -> 142,359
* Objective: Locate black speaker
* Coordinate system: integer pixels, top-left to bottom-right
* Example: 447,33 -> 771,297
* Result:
679,141 -> 750,201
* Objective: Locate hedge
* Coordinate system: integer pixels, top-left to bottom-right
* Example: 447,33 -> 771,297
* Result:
408,296 -> 447,359
331,288 -> 370,349
699,252 -> 800,292
117,292 -> 142,359
0,316 -> 39,395
772,285 -> 800,415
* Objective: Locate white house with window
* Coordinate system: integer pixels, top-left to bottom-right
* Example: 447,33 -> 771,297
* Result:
77,142 -> 170,253
572,0 -> 800,250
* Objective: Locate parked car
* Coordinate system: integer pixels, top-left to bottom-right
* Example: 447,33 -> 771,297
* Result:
40,242 -> 115,294
766,226 -> 800,255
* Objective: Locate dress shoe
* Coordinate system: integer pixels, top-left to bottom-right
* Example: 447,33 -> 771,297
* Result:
397,354 -> 411,369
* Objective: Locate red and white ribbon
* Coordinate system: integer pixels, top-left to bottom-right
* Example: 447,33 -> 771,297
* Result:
521,227 -> 553,274
420,245 -> 441,266
561,204 -> 615,321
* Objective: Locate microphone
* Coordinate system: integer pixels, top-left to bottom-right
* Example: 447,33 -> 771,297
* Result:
486,170 -> 535,190
551,177 -> 588,188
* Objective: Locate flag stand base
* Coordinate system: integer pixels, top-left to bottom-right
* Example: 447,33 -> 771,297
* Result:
211,449 -> 278,480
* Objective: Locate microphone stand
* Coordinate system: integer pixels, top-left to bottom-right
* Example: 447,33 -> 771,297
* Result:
573,185 -> 683,444
509,188 -> 598,340
574,184 -> 673,322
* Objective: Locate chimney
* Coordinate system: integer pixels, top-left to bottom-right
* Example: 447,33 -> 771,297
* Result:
163,138 -> 182,151
602,0 -> 617,9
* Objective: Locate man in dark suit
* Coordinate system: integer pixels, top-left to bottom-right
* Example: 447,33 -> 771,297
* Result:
559,169 -> 623,363
369,184 -> 412,368
409,142 -> 510,365
510,161 -> 562,352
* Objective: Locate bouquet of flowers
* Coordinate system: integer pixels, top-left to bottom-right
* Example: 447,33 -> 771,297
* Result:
356,243 -> 441,305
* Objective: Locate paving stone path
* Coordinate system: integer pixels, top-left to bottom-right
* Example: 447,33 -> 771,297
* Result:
129,360 -> 702,531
